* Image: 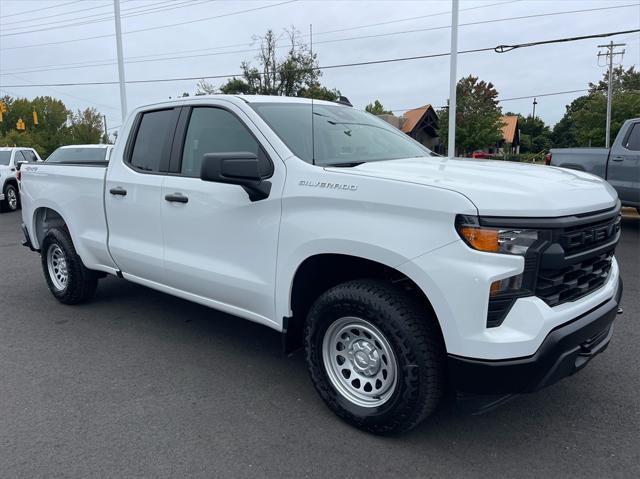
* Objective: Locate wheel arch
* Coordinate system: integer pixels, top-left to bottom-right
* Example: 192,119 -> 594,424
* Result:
32,206 -> 70,251
283,253 -> 444,354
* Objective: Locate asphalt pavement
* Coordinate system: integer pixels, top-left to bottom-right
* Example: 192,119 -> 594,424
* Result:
0,209 -> 638,478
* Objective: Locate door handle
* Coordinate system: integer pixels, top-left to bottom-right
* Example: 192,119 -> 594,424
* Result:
109,187 -> 127,196
165,193 -> 188,204
611,156 -> 624,162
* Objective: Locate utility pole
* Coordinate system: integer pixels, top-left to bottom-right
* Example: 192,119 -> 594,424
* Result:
447,0 -> 459,158
113,0 -> 127,122
103,115 -> 108,142
597,41 -> 625,148
532,97 -> 537,120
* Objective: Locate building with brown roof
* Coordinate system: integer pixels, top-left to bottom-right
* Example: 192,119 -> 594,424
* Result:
400,105 -> 440,150
376,105 -> 440,150
498,115 -> 520,154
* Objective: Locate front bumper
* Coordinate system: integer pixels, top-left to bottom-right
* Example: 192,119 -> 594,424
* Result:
448,277 -> 623,394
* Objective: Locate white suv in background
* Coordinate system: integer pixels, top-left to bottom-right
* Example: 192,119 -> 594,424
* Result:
0,147 -> 41,212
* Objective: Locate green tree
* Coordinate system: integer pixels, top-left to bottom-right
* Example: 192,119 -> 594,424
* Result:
512,114 -> 553,153
365,100 -> 391,115
201,28 -> 338,101
0,95 -> 72,157
589,65 -> 640,94
553,91 -> 640,147
70,107 -> 104,144
437,76 -> 503,156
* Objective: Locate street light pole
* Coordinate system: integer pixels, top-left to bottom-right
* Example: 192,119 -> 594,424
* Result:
113,0 -> 127,122
447,0 -> 459,158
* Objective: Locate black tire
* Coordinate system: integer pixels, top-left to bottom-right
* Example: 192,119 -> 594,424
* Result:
304,279 -> 445,434
41,227 -> 98,304
1,183 -> 19,212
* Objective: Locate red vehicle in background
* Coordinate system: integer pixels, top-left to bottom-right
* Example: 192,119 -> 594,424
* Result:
471,150 -> 493,159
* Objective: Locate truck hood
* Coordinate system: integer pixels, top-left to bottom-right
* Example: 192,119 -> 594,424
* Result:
327,157 -> 618,217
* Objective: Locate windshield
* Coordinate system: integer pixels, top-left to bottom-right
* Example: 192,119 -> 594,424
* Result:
46,147 -> 107,163
250,103 -> 434,166
0,151 -> 11,165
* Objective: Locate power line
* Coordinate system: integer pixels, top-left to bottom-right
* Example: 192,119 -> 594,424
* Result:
0,0 -> 179,28
1,29 -> 636,90
0,0 -> 84,19
3,3 -> 637,77
0,0 -> 298,49
0,0 -> 216,36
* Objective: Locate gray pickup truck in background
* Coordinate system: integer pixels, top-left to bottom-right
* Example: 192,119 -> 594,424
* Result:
549,118 -> 640,212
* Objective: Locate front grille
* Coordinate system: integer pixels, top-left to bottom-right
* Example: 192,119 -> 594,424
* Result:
559,215 -> 621,255
536,249 -> 614,307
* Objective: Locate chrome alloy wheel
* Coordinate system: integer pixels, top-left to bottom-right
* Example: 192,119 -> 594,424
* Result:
47,244 -> 68,291
7,187 -> 17,210
322,316 -> 398,408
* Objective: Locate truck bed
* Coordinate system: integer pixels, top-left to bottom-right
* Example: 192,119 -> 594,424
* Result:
20,163 -> 117,273
549,147 -> 609,178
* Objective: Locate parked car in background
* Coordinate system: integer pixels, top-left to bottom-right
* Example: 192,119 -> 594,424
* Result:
549,118 -> 640,212
19,96 -> 623,434
45,144 -> 113,164
0,146 -> 41,212
471,150 -> 493,159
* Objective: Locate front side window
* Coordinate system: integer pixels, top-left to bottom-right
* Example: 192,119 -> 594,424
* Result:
624,123 -> 640,151
0,151 -> 10,165
250,103 -> 434,166
181,107 -> 260,177
130,109 -> 177,172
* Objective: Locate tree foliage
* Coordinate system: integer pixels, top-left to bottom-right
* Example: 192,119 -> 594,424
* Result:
0,95 -> 108,157
196,28 -> 339,101
365,100 -> 392,115
510,114 -> 552,153
589,65 -> 640,94
437,76 -> 503,155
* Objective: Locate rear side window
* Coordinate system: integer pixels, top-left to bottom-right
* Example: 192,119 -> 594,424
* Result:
180,107 -> 260,177
130,109 -> 178,172
46,147 -> 106,163
624,123 -> 640,151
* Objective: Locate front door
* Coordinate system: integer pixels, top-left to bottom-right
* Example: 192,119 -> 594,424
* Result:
160,104 -> 283,325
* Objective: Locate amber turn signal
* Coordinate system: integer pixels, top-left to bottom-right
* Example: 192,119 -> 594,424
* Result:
457,226 -> 499,253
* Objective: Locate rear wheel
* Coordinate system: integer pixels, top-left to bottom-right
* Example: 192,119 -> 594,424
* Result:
41,227 -> 98,304
304,279 -> 445,434
1,183 -> 19,212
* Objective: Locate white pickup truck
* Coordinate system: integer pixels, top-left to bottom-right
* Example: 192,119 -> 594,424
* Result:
20,95 -> 623,434
0,146 -> 41,212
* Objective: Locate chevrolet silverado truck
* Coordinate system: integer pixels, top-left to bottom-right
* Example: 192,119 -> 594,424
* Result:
549,118 -> 640,212
19,96 -> 623,434
1,146 -> 41,212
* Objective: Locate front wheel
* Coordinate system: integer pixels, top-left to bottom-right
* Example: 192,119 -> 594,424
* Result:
41,227 -> 98,304
304,279 -> 445,434
1,183 -> 19,212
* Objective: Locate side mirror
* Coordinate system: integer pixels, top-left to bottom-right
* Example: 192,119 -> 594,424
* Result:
15,160 -> 28,171
200,152 -> 271,202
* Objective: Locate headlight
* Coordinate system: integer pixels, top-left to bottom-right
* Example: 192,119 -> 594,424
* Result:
455,215 -> 539,256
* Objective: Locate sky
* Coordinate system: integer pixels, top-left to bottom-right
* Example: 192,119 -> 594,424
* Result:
0,0 -> 638,134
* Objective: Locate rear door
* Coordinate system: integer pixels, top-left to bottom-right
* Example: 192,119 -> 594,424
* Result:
608,121 -> 640,207
105,107 -> 180,281
160,103 -> 284,324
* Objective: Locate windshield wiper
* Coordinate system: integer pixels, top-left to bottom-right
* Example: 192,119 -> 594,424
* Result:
323,161 -> 366,167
